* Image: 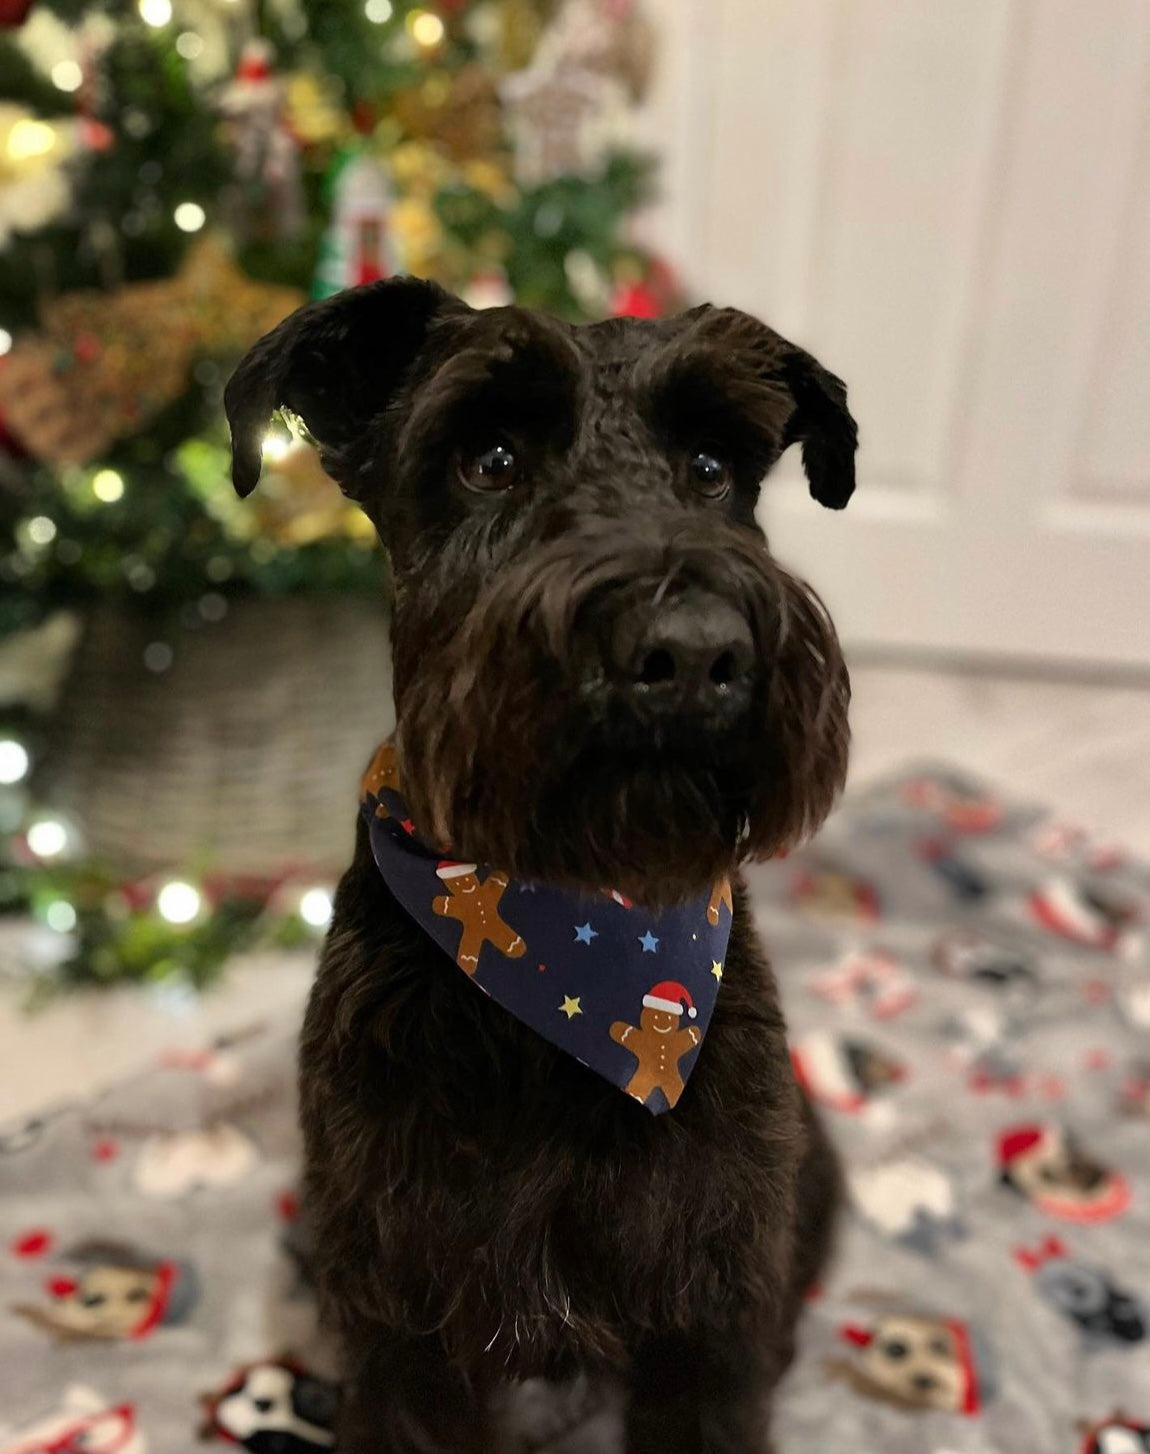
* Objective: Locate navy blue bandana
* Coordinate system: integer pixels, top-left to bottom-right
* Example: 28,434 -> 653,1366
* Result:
361,743 -> 734,1114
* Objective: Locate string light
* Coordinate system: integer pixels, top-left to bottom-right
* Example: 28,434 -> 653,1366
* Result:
138,0 -> 173,26
365,0 -> 393,20
143,641 -> 173,672
299,888 -> 334,928
51,61 -> 83,93
27,516 -> 57,546
409,9 -> 445,47
261,430 -> 292,462
0,739 -> 29,785
0,329 -> 11,356
157,880 -> 201,924
92,469 -> 125,503
45,900 -> 77,933
174,201 -> 206,233
198,592 -> 227,622
27,819 -> 68,858
7,119 -> 56,162
175,31 -> 204,59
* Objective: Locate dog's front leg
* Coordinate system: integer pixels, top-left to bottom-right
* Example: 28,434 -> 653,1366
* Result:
338,1328 -> 497,1453
625,1330 -> 771,1454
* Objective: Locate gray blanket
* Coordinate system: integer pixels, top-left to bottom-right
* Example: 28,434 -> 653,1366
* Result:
1,765 -> 1147,1452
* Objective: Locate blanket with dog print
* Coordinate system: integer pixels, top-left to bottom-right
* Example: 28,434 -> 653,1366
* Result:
0,764 -> 1147,1453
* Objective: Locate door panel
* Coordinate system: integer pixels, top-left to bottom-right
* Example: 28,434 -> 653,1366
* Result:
634,0 -> 1150,666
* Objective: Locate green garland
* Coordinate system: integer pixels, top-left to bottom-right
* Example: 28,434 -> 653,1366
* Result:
1,711 -> 331,1002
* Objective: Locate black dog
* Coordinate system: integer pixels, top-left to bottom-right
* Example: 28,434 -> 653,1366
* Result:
225,277 -> 857,1452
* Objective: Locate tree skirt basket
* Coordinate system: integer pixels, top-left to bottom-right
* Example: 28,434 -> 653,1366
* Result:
39,595 -> 393,877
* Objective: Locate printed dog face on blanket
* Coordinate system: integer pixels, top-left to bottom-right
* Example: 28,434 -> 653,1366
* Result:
0,1386 -> 145,1454
998,1124 -> 1132,1224
225,277 -> 856,904
1015,1237 -> 1146,1349
200,1358 -> 340,1452
1079,1415 -> 1150,1454
12,1241 -> 198,1342
829,1311 -> 994,1416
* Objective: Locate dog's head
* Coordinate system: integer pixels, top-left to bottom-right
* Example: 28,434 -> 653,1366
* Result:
226,277 -> 857,903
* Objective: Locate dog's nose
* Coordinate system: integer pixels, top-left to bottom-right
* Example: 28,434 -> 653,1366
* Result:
610,594 -> 755,707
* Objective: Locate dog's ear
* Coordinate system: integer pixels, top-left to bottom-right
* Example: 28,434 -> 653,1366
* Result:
670,305 -> 858,509
778,346 -> 858,510
225,275 -> 468,499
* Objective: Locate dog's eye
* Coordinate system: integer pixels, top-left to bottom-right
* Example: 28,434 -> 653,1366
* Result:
459,443 -> 519,493
688,450 -> 731,500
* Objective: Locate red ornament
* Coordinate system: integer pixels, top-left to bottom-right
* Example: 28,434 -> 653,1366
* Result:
611,282 -> 660,320
0,0 -> 35,26
78,117 -> 115,151
236,46 -> 273,83
73,332 -> 102,364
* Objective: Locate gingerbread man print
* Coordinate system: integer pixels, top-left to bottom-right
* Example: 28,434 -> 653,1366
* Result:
431,861 -> 526,974
360,740 -> 401,819
610,980 -> 702,1109
707,876 -> 733,927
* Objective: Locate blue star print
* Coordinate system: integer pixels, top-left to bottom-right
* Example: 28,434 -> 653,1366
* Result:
574,922 -> 598,944
638,931 -> 659,953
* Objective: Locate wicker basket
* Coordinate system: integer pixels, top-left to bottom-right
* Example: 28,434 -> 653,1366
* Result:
40,594 -> 393,877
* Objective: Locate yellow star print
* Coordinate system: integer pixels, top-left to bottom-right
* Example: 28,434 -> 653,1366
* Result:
711,960 -> 723,981
559,995 -> 583,1019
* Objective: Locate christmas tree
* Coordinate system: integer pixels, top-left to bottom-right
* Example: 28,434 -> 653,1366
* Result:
0,0 -> 671,993
0,0 -> 667,635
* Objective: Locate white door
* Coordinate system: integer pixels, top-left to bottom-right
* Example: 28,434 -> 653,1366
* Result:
635,0 -> 1150,669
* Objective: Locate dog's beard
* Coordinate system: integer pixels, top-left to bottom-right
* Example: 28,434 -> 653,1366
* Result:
392,530 -> 850,906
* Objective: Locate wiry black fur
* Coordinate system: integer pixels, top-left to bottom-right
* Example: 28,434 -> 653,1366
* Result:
226,277 -> 857,1451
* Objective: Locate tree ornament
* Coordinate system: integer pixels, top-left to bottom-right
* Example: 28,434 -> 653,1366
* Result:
217,39 -> 305,240
391,195 -> 445,276
392,63 -> 503,164
311,149 -> 400,298
610,254 -> 679,319
0,104 -> 72,245
0,238 -> 302,465
285,71 -> 348,149
463,265 -> 514,309
497,0 -> 548,71
501,0 -> 654,184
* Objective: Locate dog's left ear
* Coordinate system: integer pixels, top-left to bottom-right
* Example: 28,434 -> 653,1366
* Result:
674,305 -> 859,509
225,275 -> 469,499
778,346 -> 858,510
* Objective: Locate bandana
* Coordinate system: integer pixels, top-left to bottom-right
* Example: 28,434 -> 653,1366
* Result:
360,742 -> 734,1114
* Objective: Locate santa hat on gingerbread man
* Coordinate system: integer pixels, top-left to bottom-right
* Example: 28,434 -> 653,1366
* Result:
643,981 -> 697,1018
436,860 -> 477,880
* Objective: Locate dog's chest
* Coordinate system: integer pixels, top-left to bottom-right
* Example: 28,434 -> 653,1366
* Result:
365,999 -> 793,1370
304,870 -> 800,1373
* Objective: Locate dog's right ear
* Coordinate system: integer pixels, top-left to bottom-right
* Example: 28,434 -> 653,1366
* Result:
225,276 -> 468,499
